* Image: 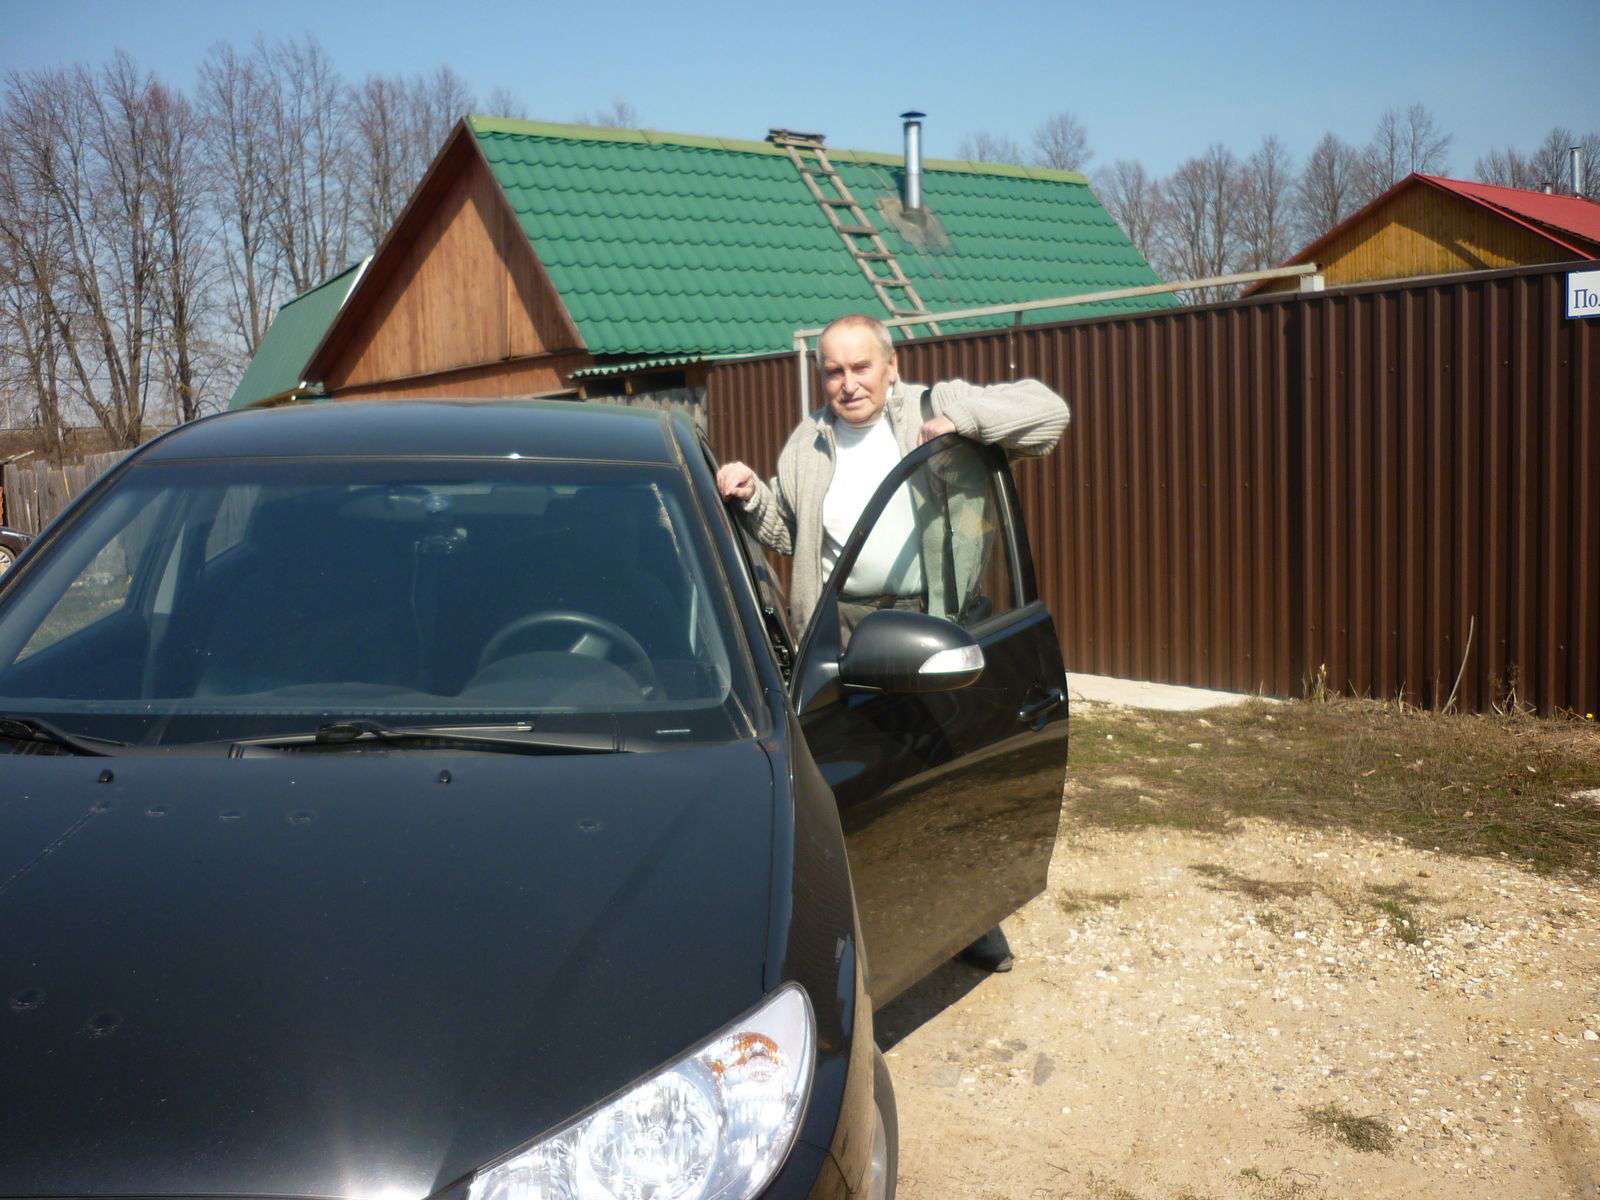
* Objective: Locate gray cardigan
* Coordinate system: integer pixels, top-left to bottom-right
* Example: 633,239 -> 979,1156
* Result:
736,377 -> 1069,629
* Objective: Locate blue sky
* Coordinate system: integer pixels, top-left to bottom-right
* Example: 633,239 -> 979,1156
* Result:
4,0 -> 1596,178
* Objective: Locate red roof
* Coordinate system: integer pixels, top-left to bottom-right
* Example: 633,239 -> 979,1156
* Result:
1418,174 -> 1600,252
1244,173 -> 1600,295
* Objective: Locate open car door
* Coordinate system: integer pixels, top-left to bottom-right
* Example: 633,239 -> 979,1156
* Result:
791,435 -> 1068,1007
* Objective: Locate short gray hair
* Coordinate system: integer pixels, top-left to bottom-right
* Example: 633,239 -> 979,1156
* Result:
817,313 -> 894,360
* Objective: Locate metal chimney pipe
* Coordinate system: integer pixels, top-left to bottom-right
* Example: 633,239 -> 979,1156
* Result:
1572,145 -> 1584,195
901,111 -> 925,212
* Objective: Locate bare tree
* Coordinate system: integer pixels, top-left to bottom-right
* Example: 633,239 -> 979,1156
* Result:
1032,112 -> 1092,172
0,43 -> 541,444
409,66 -> 474,170
1527,126 -> 1600,197
197,42 -> 281,357
1296,132 -> 1368,240
147,81 -> 214,422
0,104 -> 70,458
350,65 -> 475,249
348,73 -> 410,249
956,131 -> 1025,166
1237,134 -> 1297,271
1476,127 -> 1600,198
1527,127 -> 1577,192
0,285 -> 70,457
1093,158 -> 1161,267
261,35 -> 351,294
1360,111 -> 1405,203
1359,104 -> 1451,203
578,99 -> 639,128
1474,145 -> 1536,189
1156,144 -> 1242,299
75,55 -> 167,443
1,58 -> 168,447
1398,104 -> 1451,176
485,86 -> 531,121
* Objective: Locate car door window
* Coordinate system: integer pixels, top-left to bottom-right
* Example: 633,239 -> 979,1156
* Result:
792,432 -> 1069,1006
926,446 -> 1017,628
13,494 -> 172,661
820,436 -> 1019,642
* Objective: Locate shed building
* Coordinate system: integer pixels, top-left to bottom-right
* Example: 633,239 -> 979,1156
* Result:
1250,173 -> 1600,296
231,115 -> 1167,408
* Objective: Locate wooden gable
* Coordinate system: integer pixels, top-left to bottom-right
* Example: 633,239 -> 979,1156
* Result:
308,129 -> 591,399
1324,184 -> 1574,284
1260,180 -> 1586,294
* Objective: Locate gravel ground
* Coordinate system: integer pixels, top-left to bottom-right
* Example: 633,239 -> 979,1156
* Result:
878,761 -> 1600,1198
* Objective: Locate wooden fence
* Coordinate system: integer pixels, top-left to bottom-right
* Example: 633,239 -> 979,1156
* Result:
1,452 -> 127,534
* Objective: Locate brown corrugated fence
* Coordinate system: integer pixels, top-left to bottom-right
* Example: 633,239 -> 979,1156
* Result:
707,260 -> 1600,716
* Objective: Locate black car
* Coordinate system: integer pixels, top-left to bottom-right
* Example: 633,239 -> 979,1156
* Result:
0,400 -> 1067,1200
0,525 -> 29,574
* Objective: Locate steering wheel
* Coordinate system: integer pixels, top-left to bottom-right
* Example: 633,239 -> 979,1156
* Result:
474,610 -> 660,696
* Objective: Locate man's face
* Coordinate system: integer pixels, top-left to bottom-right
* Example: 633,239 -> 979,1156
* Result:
819,325 -> 896,426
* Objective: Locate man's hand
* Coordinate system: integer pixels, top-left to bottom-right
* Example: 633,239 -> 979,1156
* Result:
918,415 -> 957,445
716,461 -> 757,501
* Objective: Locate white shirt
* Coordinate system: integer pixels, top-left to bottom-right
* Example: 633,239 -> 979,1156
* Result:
821,415 -> 924,598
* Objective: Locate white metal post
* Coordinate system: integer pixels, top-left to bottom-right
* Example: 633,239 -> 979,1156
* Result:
795,336 -> 810,423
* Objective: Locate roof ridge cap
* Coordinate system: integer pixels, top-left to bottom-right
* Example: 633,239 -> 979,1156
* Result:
274,259 -> 368,312
466,115 -> 1086,183
1430,173 -> 1600,208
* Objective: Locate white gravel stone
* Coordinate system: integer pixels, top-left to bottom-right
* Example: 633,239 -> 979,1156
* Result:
885,811 -> 1600,1200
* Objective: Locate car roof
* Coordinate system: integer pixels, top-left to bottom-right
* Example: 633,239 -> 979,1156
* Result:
137,400 -> 686,466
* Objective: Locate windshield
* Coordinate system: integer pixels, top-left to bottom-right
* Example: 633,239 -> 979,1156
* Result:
0,456 -> 758,748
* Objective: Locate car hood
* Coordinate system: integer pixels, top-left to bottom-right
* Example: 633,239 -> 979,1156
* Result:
0,741 -> 776,1198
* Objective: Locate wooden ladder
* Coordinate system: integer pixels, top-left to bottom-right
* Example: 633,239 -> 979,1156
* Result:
768,129 -> 940,337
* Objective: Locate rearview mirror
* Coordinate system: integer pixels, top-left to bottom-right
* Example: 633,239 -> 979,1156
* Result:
838,609 -> 984,694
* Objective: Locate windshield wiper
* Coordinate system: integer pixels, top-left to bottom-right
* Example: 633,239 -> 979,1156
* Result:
227,719 -> 621,756
0,714 -> 127,757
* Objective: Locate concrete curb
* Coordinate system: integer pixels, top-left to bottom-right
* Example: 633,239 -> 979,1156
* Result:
1067,672 -> 1270,713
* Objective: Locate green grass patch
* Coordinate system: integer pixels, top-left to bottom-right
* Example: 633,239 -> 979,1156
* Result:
1298,1102 -> 1394,1153
1369,896 -> 1426,946
1056,889 -> 1132,917
1069,699 -> 1600,879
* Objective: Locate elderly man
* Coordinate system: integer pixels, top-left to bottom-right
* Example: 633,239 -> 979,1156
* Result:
716,313 -> 1068,630
716,313 -> 1069,972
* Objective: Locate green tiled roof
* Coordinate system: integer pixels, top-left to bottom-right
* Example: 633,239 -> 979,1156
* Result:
228,261 -> 367,409
470,117 -> 1169,358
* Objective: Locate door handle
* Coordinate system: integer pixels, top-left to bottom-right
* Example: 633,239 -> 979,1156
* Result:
1017,687 -> 1065,727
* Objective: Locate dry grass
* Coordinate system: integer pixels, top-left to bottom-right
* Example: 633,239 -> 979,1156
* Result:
1081,1173 -> 1146,1200
1188,863 -> 1314,902
1298,1103 -> 1394,1153
1236,1166 -> 1326,1199
1056,889 -> 1132,917
1369,898 -> 1424,945
1365,883 -> 1428,945
1068,698 -> 1600,879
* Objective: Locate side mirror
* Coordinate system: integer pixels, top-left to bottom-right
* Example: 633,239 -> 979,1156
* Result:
838,609 -> 985,694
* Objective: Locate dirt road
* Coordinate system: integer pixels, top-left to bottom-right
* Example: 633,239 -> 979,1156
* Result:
879,763 -> 1600,1198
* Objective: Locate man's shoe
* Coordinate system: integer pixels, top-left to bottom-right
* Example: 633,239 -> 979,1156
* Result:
957,926 -> 1014,973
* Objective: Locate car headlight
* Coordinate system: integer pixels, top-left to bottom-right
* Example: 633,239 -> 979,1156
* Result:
467,985 -> 814,1200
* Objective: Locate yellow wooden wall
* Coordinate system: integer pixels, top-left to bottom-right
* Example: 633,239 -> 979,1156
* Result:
1261,184 -> 1583,293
